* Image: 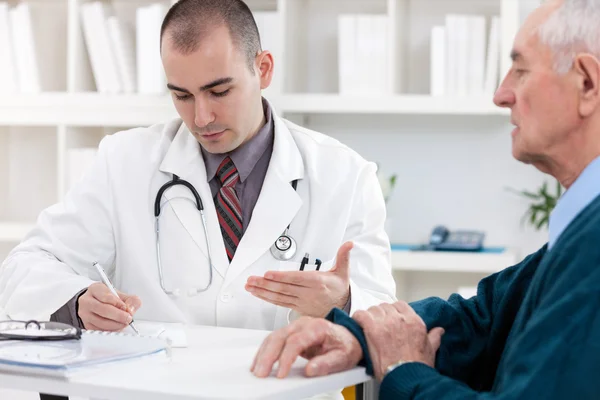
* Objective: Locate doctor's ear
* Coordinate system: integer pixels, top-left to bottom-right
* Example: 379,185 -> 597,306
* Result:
255,50 -> 274,90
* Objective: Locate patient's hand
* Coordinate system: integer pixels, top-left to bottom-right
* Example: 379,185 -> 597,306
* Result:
77,282 -> 141,331
252,316 -> 362,379
354,302 -> 444,381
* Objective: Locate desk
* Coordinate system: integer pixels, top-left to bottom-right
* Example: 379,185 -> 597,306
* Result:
391,245 -> 519,274
0,324 -> 375,400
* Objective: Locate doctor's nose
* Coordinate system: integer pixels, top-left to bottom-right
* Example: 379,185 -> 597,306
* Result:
194,101 -> 216,127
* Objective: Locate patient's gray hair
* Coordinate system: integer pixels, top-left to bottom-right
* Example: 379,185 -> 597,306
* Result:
538,0 -> 600,74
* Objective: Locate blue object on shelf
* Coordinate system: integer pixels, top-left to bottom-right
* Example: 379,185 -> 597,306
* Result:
391,244 -> 506,254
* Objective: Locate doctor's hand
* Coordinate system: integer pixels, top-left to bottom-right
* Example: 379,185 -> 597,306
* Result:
77,282 -> 142,331
245,242 -> 353,318
252,316 -> 362,378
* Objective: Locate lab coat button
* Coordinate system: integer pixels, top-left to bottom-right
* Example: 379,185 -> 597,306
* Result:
220,293 -> 232,302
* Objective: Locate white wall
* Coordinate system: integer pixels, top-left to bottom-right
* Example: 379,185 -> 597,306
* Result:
300,113 -> 549,257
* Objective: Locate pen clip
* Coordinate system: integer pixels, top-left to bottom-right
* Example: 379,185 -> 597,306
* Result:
299,253 -> 309,271
315,259 -> 322,271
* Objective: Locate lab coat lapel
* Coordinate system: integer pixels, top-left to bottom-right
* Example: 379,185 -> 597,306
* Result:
225,114 -> 304,285
158,123 -> 229,279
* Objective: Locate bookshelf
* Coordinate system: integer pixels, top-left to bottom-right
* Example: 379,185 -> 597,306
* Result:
0,92 -> 508,127
0,0 -> 543,303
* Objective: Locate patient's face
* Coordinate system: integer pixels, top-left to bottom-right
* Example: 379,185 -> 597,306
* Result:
493,0 -> 581,166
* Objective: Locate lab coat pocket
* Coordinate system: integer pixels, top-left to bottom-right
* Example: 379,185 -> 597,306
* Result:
275,259 -> 335,272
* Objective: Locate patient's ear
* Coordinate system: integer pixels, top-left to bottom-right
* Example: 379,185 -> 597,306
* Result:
573,53 -> 600,117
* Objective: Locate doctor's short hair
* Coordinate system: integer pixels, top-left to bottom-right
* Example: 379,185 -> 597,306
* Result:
538,0 -> 600,74
160,0 -> 262,72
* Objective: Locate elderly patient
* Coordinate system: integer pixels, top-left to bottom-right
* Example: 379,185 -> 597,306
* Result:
252,0 -> 600,398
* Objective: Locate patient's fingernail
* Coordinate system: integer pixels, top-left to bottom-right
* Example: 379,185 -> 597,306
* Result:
265,273 -> 273,280
127,315 -> 133,323
307,362 -> 319,376
129,305 -> 136,314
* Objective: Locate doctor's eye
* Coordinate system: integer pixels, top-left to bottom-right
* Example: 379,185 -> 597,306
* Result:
174,93 -> 193,102
211,89 -> 230,98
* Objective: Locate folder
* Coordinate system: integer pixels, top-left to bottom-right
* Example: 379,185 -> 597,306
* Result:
0,330 -> 168,378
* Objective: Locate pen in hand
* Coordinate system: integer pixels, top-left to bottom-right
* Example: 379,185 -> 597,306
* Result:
92,262 -> 140,335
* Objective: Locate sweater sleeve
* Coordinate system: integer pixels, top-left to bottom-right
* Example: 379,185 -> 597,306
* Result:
379,289 -> 600,400
408,246 -> 546,387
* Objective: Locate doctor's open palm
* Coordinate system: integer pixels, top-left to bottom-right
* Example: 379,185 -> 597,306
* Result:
77,282 -> 142,331
246,242 -> 353,318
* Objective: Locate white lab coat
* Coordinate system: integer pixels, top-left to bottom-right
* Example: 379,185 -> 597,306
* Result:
0,112 -> 396,330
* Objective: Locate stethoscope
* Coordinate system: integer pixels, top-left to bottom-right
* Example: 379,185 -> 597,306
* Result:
154,174 -> 299,297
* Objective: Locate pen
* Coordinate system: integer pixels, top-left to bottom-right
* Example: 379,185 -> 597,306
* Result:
299,253 -> 309,271
92,262 -> 140,335
315,259 -> 322,271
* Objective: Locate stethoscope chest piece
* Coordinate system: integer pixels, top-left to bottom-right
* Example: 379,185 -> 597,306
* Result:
270,233 -> 297,261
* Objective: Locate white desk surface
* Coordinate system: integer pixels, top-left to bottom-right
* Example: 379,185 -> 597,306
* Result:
0,324 -> 371,400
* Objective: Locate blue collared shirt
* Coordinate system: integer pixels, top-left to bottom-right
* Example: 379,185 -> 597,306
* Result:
548,155 -> 600,249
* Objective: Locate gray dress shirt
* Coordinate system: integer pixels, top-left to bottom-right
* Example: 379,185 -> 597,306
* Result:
52,99 -> 349,327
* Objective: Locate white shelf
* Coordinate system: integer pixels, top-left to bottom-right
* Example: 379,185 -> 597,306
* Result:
0,223 -> 35,242
0,93 -> 178,127
280,94 -> 508,116
0,93 -> 508,127
392,248 -> 520,274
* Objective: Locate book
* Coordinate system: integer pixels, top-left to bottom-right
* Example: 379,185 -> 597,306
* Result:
81,2 -> 122,93
9,3 -> 40,93
444,14 -> 459,96
468,16 -> 486,96
253,11 -> 281,95
338,14 -> 389,96
107,16 -> 137,93
0,2 -> 17,93
0,330 -> 168,378
484,16 -> 501,96
136,4 -> 168,94
430,25 -> 446,96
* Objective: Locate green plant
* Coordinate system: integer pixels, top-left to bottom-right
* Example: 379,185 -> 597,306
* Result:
508,179 -> 563,231
378,172 -> 397,204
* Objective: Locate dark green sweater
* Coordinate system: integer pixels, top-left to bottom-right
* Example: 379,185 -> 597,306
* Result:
327,194 -> 600,399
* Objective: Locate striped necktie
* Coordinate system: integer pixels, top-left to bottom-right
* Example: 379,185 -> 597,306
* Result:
215,157 -> 243,262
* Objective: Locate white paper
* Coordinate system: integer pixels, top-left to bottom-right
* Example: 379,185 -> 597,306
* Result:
125,320 -> 188,348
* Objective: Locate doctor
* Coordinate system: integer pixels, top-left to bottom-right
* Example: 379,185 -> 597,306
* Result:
0,0 -> 395,334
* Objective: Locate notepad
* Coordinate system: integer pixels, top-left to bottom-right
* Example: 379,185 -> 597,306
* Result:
123,320 -> 188,348
0,332 -> 168,378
